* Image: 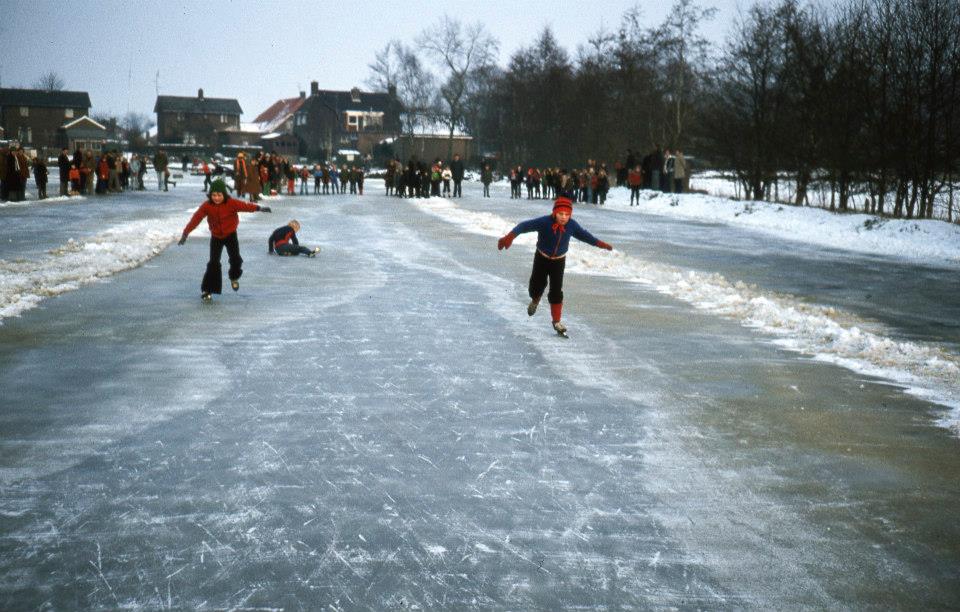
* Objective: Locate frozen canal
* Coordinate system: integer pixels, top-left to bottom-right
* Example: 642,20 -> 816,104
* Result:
1,176 -> 959,610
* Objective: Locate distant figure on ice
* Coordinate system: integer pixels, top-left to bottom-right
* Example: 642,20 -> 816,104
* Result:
496,197 -> 613,337
481,163 -> 493,197
268,220 -> 320,257
177,179 -> 272,302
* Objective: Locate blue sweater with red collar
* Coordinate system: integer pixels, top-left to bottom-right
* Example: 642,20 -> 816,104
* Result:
268,225 -> 299,253
510,215 -> 600,258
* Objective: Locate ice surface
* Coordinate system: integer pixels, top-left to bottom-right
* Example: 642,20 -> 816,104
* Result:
1,176 -> 959,609
413,197 -> 960,429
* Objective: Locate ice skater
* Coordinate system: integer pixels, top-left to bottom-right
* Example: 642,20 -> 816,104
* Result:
177,178 -> 271,301
497,196 -> 613,337
268,220 -> 320,257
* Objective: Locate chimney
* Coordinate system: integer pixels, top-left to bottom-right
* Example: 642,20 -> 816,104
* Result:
310,81 -> 319,96
387,84 -> 397,97
198,88 -> 204,100
299,91 -> 305,100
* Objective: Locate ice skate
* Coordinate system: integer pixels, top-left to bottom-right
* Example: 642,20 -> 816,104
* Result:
201,292 -> 212,302
231,280 -> 240,291
552,320 -> 568,338
307,247 -> 321,258
527,298 -> 540,316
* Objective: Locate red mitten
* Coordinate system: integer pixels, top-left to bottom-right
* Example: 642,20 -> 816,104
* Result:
596,240 -> 613,251
497,232 -> 516,250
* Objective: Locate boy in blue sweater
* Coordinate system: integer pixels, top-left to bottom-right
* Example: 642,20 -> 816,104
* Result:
497,197 -> 613,335
268,220 -> 320,257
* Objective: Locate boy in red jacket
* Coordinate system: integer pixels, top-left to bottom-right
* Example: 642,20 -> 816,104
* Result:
178,179 -> 271,301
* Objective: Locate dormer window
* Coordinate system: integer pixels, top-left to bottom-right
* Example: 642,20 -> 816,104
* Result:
350,87 -> 361,103
65,108 -> 74,119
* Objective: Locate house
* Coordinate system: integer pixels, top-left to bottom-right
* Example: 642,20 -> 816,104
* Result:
389,120 -> 475,164
292,82 -> 401,160
0,87 -> 92,154
216,122 -> 264,155
154,89 -> 242,154
60,116 -> 114,153
251,94 -> 307,157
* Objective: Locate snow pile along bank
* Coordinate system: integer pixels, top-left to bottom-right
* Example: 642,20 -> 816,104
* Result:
602,186 -> 960,269
413,197 -> 960,434
0,214 -> 185,322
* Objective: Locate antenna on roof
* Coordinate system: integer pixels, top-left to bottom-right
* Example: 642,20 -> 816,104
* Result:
155,70 -> 160,97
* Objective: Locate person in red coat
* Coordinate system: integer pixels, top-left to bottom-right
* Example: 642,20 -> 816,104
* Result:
178,179 -> 272,301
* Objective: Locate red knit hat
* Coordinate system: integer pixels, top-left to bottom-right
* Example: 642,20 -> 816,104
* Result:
552,197 -> 573,215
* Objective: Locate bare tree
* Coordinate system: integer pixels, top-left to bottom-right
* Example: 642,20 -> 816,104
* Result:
656,0 -> 717,148
33,71 -> 65,91
367,40 -> 439,142
418,16 -> 499,159
121,112 -> 155,153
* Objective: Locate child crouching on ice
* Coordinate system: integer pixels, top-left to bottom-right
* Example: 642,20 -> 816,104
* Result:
497,196 -> 613,336
268,220 -> 320,257
178,178 -> 271,301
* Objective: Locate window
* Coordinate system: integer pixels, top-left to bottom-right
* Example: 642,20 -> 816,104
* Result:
19,127 -> 32,143
220,114 -> 227,123
20,106 -> 29,117
65,108 -> 74,119
177,112 -> 184,121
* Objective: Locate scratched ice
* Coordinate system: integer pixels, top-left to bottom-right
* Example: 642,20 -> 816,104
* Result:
1,174 -> 959,610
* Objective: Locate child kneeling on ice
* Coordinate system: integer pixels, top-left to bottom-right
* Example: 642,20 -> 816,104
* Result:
178,178 -> 271,301
268,220 -> 320,257
497,196 -> 612,335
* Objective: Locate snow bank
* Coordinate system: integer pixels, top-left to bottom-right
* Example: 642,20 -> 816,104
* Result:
0,194 -> 84,208
0,214 -> 185,321
604,187 -> 960,269
412,197 -> 960,434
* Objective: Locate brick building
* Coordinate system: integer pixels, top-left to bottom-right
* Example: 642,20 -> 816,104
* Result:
0,88 -> 92,154
290,82 -> 401,160
154,89 -> 242,154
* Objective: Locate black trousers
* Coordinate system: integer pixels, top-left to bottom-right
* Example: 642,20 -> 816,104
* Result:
453,179 -> 462,197
529,251 -> 565,305
202,232 -> 242,294
276,243 -> 312,256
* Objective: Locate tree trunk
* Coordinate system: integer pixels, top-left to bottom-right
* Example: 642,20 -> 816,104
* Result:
795,169 -> 810,207
949,173 -> 954,223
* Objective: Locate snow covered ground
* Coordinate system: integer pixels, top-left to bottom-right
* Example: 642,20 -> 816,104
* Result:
1,175 -> 958,609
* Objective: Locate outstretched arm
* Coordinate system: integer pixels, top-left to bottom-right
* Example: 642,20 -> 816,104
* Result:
569,221 -> 612,250
498,217 -> 545,250
179,205 -> 209,244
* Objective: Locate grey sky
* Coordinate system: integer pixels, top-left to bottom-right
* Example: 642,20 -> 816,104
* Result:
1,0 -> 749,122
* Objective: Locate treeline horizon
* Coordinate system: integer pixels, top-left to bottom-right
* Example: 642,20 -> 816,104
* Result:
373,0 -> 959,220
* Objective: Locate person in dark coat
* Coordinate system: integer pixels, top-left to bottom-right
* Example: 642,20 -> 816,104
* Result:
268,220 -> 320,257
0,146 -> 9,202
58,148 -> 71,196
33,157 -> 48,199
451,153 -> 465,197
4,146 -> 26,202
